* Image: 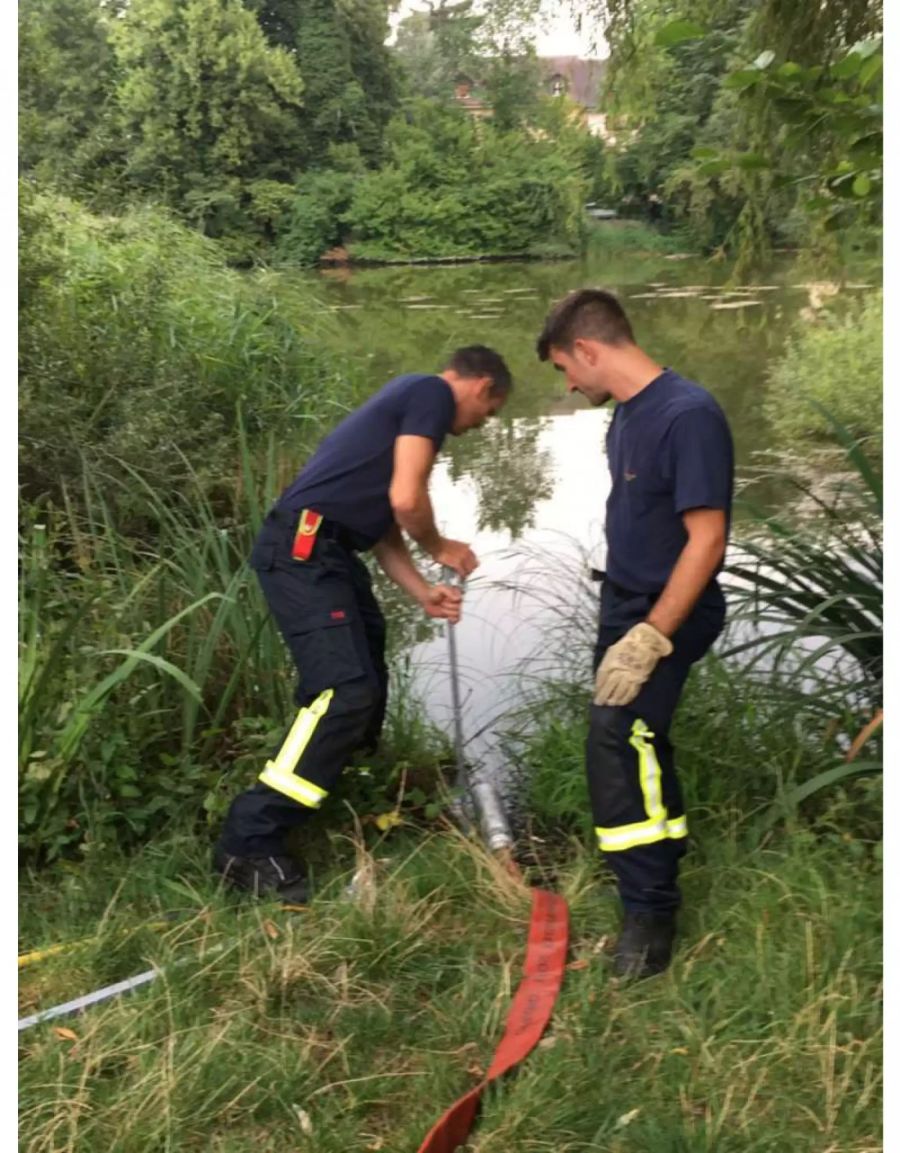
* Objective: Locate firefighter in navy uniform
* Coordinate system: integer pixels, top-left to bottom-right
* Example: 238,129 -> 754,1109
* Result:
215,346 -> 512,904
537,290 -> 734,979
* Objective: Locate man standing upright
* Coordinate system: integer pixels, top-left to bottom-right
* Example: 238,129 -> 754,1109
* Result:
537,289 -> 733,978
215,346 -> 512,905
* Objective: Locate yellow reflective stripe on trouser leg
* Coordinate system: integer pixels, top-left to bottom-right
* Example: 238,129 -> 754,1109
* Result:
258,688 -> 334,808
594,717 -> 688,852
595,816 -> 669,851
630,718 -> 664,820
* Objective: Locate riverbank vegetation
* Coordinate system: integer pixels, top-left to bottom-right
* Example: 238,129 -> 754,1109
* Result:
19,185 -> 359,510
19,453 -> 883,1144
600,0 -> 882,268
20,0 -> 882,268
764,291 -> 882,455
19,0 -> 602,266
19,1 -> 882,1145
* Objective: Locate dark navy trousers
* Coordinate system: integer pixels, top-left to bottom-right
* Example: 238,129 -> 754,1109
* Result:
219,509 -> 387,857
587,579 -> 725,913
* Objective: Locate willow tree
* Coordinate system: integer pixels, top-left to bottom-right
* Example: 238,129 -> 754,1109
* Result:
591,0 -> 882,264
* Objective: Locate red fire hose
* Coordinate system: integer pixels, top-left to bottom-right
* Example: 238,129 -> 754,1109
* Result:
417,886 -> 569,1153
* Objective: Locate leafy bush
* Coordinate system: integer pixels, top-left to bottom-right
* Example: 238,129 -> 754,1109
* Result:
19,185 -> 351,508
763,292 -> 882,453
587,219 -> 690,255
275,168 -> 359,266
343,101 -> 588,260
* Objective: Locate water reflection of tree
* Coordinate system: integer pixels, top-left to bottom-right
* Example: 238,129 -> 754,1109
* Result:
445,417 -> 553,537
371,566 -> 443,657
308,256 -> 812,491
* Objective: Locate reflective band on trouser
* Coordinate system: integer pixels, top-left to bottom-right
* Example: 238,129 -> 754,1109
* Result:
258,688 -> 334,808
594,717 -> 688,852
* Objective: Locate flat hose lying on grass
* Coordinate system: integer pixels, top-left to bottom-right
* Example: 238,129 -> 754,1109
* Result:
416,887 -> 568,1153
19,968 -> 159,1032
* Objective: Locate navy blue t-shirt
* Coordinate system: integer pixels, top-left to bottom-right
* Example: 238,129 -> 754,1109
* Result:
605,368 -> 733,594
278,373 -> 456,548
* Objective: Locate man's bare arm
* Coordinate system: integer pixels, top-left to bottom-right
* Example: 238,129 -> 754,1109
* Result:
372,525 -> 462,622
389,434 -> 477,577
645,507 -> 727,638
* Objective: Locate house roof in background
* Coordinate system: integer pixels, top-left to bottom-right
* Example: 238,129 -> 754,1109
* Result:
538,56 -> 607,108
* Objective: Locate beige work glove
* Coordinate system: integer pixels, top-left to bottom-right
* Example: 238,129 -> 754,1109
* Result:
593,622 -> 674,707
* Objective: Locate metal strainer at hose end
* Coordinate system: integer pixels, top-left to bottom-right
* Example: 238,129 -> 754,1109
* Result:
441,566 -> 518,873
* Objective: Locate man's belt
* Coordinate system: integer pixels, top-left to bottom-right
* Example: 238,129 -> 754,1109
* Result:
592,568 -> 720,605
590,569 -> 658,600
316,518 -> 365,552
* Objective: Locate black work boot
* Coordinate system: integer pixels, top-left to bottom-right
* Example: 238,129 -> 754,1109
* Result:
612,911 -> 676,979
213,844 -> 310,907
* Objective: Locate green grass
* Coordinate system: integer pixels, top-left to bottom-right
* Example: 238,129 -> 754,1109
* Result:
18,545 -> 883,1149
19,188 -> 356,511
18,804 -> 881,1152
763,292 -> 882,457
587,219 -> 692,257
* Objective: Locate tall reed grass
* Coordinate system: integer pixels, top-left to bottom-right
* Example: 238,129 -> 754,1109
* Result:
19,429 -> 288,859
19,187 -> 356,512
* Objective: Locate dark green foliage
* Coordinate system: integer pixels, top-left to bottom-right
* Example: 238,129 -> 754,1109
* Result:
274,146 -> 365,266
248,0 -> 398,167
344,101 -> 588,260
741,0 -> 882,63
599,0 -> 882,261
110,0 -> 304,247
698,37 -> 883,239
19,0 -> 403,260
18,0 -> 121,199
18,0 -> 582,264
602,0 -> 756,243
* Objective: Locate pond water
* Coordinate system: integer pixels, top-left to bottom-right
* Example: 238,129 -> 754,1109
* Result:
293,252 -> 874,780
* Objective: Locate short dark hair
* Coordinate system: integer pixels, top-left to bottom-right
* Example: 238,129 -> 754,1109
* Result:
536,289 -> 635,361
443,345 -> 513,397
